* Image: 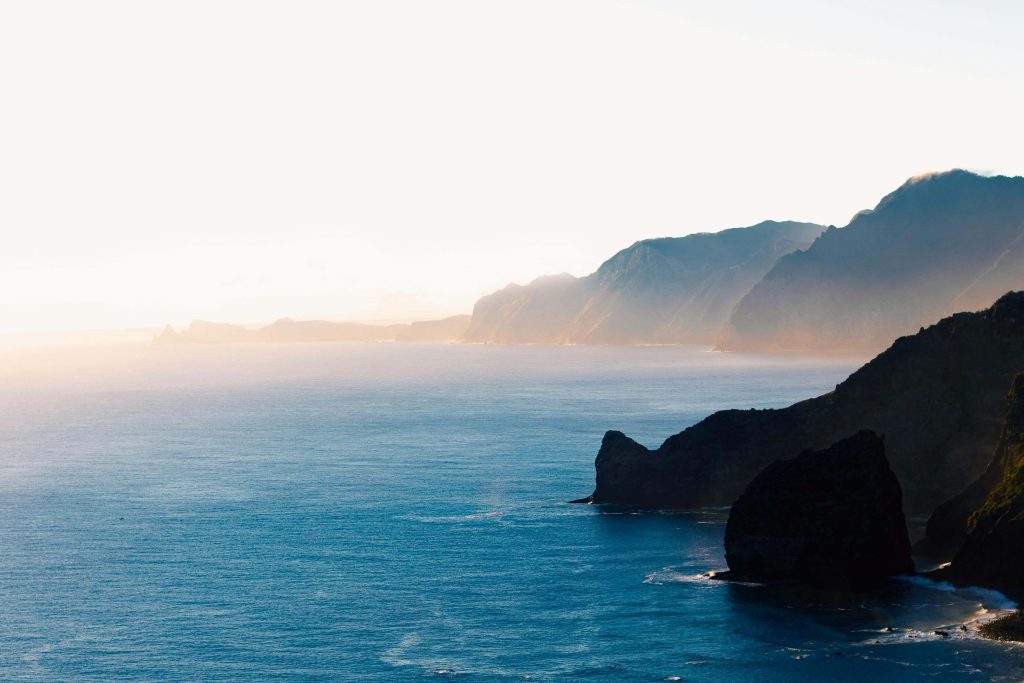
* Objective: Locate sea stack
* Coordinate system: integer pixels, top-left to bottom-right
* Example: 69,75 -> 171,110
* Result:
723,431 -> 913,583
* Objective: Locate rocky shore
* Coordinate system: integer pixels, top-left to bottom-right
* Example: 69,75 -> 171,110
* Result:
580,292 -> 1024,643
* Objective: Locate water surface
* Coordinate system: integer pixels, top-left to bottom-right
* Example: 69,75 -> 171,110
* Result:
0,343 -> 1021,681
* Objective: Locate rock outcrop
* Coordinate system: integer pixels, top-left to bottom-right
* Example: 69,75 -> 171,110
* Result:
941,375 -> 1024,599
719,171 -> 1024,355
463,221 -> 824,345
586,291 -> 1024,515
723,431 -> 913,582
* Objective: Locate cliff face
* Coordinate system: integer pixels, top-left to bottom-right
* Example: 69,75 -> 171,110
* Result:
933,376 -> 1024,599
718,171 -> 1024,355
463,221 -> 824,345
919,375 -> 1024,557
588,291 -> 1024,515
724,431 -> 912,583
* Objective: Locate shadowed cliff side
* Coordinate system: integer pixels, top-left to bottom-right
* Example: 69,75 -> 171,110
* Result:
584,291 -> 1024,515
928,376 -> 1024,597
464,221 -> 824,345
920,375 -> 1024,558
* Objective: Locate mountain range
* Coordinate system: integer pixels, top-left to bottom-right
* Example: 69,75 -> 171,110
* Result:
463,221 -> 824,345
469,170 -> 1024,355
158,170 -> 1024,356
719,171 -> 1024,354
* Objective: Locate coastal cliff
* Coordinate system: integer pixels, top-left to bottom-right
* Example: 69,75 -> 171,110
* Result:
463,221 -> 824,345
937,375 -> 1024,599
919,375 -> 1024,558
584,291 -> 1024,515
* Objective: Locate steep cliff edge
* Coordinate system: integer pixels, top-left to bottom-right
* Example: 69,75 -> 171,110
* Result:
463,221 -> 824,345
723,431 -> 912,583
585,291 -> 1024,515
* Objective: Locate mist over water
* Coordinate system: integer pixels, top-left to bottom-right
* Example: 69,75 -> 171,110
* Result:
1,343 -> 1022,680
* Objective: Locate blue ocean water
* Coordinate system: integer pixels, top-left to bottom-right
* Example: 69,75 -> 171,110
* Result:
0,342 -> 1022,681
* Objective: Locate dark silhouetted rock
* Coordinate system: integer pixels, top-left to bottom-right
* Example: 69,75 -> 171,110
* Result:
723,431 -> 913,583
587,291 -> 1024,515
979,611 -> 1024,642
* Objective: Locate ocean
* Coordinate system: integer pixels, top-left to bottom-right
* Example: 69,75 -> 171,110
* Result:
1,342 -> 1022,681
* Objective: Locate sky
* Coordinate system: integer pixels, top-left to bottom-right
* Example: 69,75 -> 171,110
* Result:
2,0 -> 1023,333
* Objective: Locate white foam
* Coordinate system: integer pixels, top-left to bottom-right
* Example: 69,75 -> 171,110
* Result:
398,510 -> 506,524
642,566 -> 761,587
643,567 -> 719,586
897,575 -> 1018,611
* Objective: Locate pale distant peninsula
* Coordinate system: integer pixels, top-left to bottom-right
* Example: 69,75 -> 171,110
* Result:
156,314 -> 470,344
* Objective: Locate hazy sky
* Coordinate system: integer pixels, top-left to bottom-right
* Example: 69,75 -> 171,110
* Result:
2,0 -> 1023,333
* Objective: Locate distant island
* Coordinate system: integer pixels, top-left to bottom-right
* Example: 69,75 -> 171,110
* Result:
155,314 -> 471,344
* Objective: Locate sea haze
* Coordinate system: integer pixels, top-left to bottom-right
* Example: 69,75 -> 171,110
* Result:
1,343 -> 1022,681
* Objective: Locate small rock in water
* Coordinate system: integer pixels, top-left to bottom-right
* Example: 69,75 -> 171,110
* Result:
934,630 -> 950,637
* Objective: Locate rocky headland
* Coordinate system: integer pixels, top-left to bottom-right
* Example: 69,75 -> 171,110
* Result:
582,291 -> 1024,516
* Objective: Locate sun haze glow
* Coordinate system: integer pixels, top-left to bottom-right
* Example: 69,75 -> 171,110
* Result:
2,0 -> 1023,334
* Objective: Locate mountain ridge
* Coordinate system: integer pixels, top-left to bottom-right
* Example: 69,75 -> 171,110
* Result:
718,170 -> 1024,354
464,220 -> 825,345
